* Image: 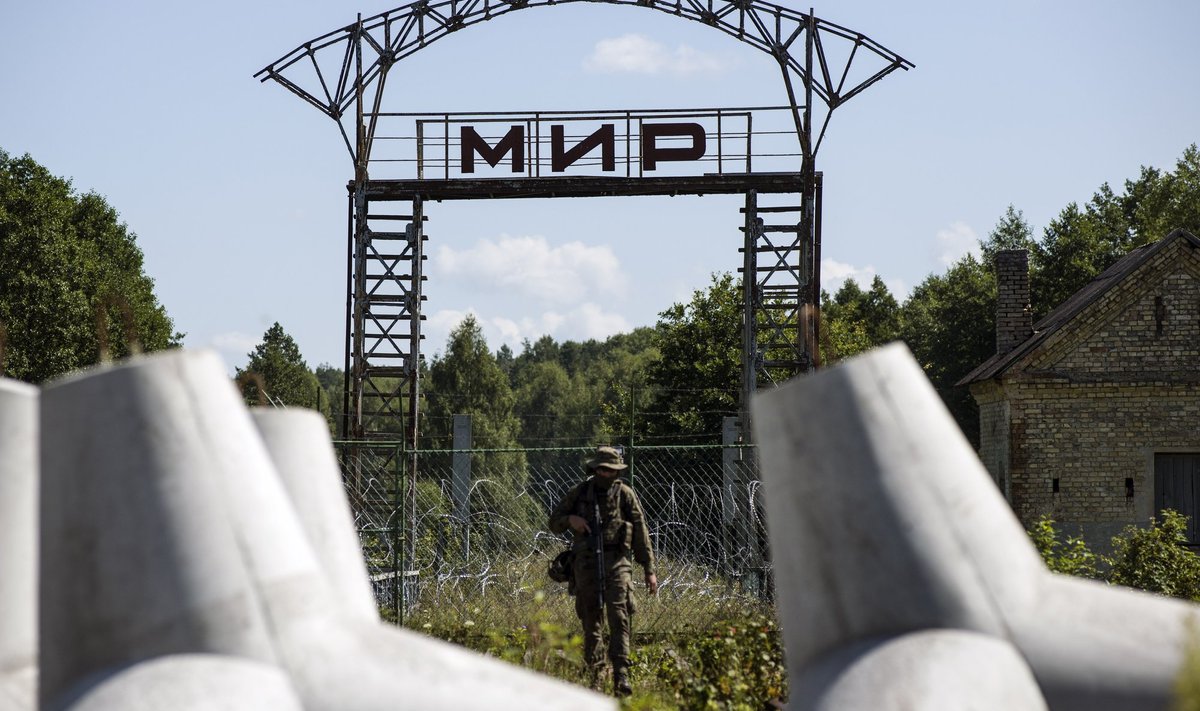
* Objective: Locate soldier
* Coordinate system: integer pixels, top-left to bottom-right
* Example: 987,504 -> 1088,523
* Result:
549,445 -> 657,697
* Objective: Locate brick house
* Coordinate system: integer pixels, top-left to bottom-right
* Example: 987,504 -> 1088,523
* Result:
959,229 -> 1200,549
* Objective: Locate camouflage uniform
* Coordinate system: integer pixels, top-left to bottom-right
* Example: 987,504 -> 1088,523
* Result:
548,447 -> 654,695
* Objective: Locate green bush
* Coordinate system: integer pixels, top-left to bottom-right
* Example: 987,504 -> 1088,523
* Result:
1027,515 -> 1099,578
646,615 -> 787,710
1028,510 -> 1200,602
1105,510 -> 1200,601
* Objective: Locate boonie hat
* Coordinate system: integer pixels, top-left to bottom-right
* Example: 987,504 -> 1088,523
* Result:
587,445 -> 628,471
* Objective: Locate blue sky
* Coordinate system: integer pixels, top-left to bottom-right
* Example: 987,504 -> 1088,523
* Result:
2,1 -> 1198,372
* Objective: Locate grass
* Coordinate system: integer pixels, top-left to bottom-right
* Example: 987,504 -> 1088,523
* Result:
389,555 -> 786,709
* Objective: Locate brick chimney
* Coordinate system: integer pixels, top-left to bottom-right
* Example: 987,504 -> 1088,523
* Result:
995,249 -> 1032,355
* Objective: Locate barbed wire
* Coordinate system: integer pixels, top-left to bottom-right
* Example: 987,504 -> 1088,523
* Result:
335,444 -> 771,630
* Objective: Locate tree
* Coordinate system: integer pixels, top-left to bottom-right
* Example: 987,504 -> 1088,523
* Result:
647,272 -> 742,443
506,329 -> 660,451
513,359 -> 574,447
980,205 -> 1036,264
425,315 -> 541,543
1030,202 -> 1123,313
0,150 -> 178,382
1129,145 -> 1200,246
236,322 -> 323,412
900,254 -> 995,446
821,276 -> 901,363
314,363 -> 344,433
1029,146 -> 1200,316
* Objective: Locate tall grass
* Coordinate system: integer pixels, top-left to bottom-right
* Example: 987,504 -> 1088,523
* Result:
392,554 -> 785,709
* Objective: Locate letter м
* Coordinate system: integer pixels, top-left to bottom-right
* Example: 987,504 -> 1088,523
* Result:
461,125 -> 525,173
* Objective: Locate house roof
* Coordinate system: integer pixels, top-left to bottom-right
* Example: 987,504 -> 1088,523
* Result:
957,228 -> 1200,386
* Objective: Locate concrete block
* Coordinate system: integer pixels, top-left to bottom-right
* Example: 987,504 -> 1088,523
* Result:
752,343 -> 1199,711
0,379 -> 38,711
251,408 -> 378,622
53,656 -> 303,711
793,630 -> 1047,711
41,350 -> 613,710
752,343 -> 1043,674
0,669 -> 35,711
1012,574 -> 1198,711
39,353 -> 287,707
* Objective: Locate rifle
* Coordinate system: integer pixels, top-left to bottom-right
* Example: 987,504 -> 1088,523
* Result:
591,485 -> 606,610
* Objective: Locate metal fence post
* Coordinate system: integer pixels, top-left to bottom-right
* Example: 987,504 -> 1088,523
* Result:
452,414 -> 472,560
722,416 -> 745,580
393,443 -> 403,624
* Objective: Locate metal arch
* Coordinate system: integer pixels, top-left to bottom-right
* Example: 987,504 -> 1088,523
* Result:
255,0 -> 913,162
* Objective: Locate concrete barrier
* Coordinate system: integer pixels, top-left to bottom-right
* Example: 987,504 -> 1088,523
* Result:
251,408 -> 378,622
40,350 -> 613,711
0,380 -> 37,711
753,343 -> 1197,711
792,630 -> 1047,711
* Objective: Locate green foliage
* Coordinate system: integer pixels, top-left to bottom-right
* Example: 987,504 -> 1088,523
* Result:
821,275 -> 901,363
980,205 -> 1037,264
428,315 -> 522,448
899,254 -> 995,446
420,590 -> 587,680
647,272 -> 741,443
1027,515 -> 1099,578
236,322 -> 324,413
1030,145 -> 1200,317
0,149 -> 178,382
314,363 -> 344,434
648,616 -> 787,710
408,585 -> 786,710
1104,510 -> 1200,601
1028,511 -> 1200,601
426,316 -> 542,542
502,327 -> 660,449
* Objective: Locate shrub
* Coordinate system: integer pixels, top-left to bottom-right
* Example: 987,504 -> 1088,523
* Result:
1104,510 -> 1200,602
1027,515 -> 1099,578
646,615 -> 787,710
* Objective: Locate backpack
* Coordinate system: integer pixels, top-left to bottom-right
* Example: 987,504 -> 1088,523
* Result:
548,548 -> 575,583
548,548 -> 576,597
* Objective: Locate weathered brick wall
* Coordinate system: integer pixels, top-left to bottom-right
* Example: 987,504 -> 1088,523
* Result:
973,382 -> 1010,497
1006,382 -> 1196,513
1031,242 -> 1200,377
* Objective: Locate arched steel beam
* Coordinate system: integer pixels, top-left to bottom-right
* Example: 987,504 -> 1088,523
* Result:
256,0 -> 912,162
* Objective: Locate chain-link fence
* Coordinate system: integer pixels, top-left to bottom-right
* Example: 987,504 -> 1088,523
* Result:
333,441 -> 772,633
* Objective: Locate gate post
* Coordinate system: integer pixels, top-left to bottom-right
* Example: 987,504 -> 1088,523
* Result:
452,414 -> 472,560
722,416 -> 747,580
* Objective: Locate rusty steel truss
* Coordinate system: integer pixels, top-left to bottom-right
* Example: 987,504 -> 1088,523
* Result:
257,0 -> 911,457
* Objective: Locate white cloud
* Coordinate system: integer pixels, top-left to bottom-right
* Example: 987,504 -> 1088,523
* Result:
584,34 -> 731,76
935,221 -> 980,266
570,302 -> 631,340
433,235 -> 626,304
424,303 -> 631,357
423,309 -> 475,358
821,258 -> 878,293
820,259 -> 909,301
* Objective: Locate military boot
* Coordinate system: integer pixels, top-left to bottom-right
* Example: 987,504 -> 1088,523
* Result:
613,667 -> 632,697
588,664 -> 608,693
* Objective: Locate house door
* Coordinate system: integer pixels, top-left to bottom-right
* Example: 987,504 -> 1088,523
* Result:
1154,453 -> 1200,545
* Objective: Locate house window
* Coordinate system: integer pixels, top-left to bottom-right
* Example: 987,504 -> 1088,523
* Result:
1154,453 -> 1200,545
